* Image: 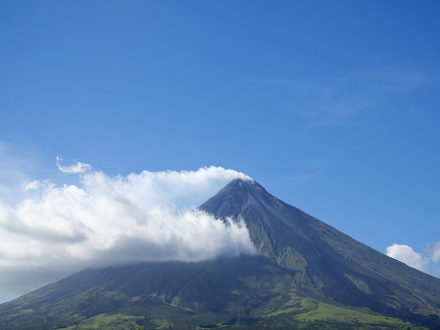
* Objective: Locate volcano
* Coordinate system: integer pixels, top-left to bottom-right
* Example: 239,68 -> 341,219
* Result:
0,179 -> 439,329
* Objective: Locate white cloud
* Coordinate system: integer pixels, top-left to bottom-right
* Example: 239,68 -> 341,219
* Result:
426,241 -> 440,263
0,164 -> 255,297
386,243 -> 429,272
56,156 -> 92,174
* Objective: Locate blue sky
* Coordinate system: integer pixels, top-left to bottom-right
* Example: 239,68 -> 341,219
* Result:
1,0 -> 440,289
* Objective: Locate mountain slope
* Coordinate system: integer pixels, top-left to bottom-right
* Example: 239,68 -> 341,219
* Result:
0,178 -> 439,329
200,179 -> 440,327
0,256 -> 298,328
0,257 -> 421,329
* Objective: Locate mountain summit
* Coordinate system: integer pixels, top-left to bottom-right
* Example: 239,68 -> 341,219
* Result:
202,179 -> 440,327
0,179 -> 439,329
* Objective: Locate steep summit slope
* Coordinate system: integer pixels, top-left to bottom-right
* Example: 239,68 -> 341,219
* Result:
0,179 -> 439,329
200,179 -> 440,326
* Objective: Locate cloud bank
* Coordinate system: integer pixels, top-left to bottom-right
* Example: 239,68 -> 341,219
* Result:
0,163 -> 255,297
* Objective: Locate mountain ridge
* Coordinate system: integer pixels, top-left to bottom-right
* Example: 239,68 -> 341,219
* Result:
200,179 -> 440,326
0,178 -> 439,329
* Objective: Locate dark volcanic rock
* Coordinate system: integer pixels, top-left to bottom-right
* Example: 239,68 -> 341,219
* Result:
200,179 -> 440,327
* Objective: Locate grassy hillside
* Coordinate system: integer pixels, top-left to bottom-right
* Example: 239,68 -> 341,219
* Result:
59,301 -> 423,329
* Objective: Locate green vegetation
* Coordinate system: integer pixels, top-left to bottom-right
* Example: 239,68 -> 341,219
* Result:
58,302 -> 427,329
295,302 -> 421,329
63,314 -> 142,329
345,274 -> 372,294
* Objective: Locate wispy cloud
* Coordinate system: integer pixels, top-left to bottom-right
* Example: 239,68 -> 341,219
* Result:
261,67 -> 434,126
56,156 -> 92,174
0,159 -> 255,297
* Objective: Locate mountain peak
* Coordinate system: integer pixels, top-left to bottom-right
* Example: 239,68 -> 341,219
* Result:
200,178 -> 313,252
200,178 -> 280,221
199,179 -> 440,328
217,178 -> 266,196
